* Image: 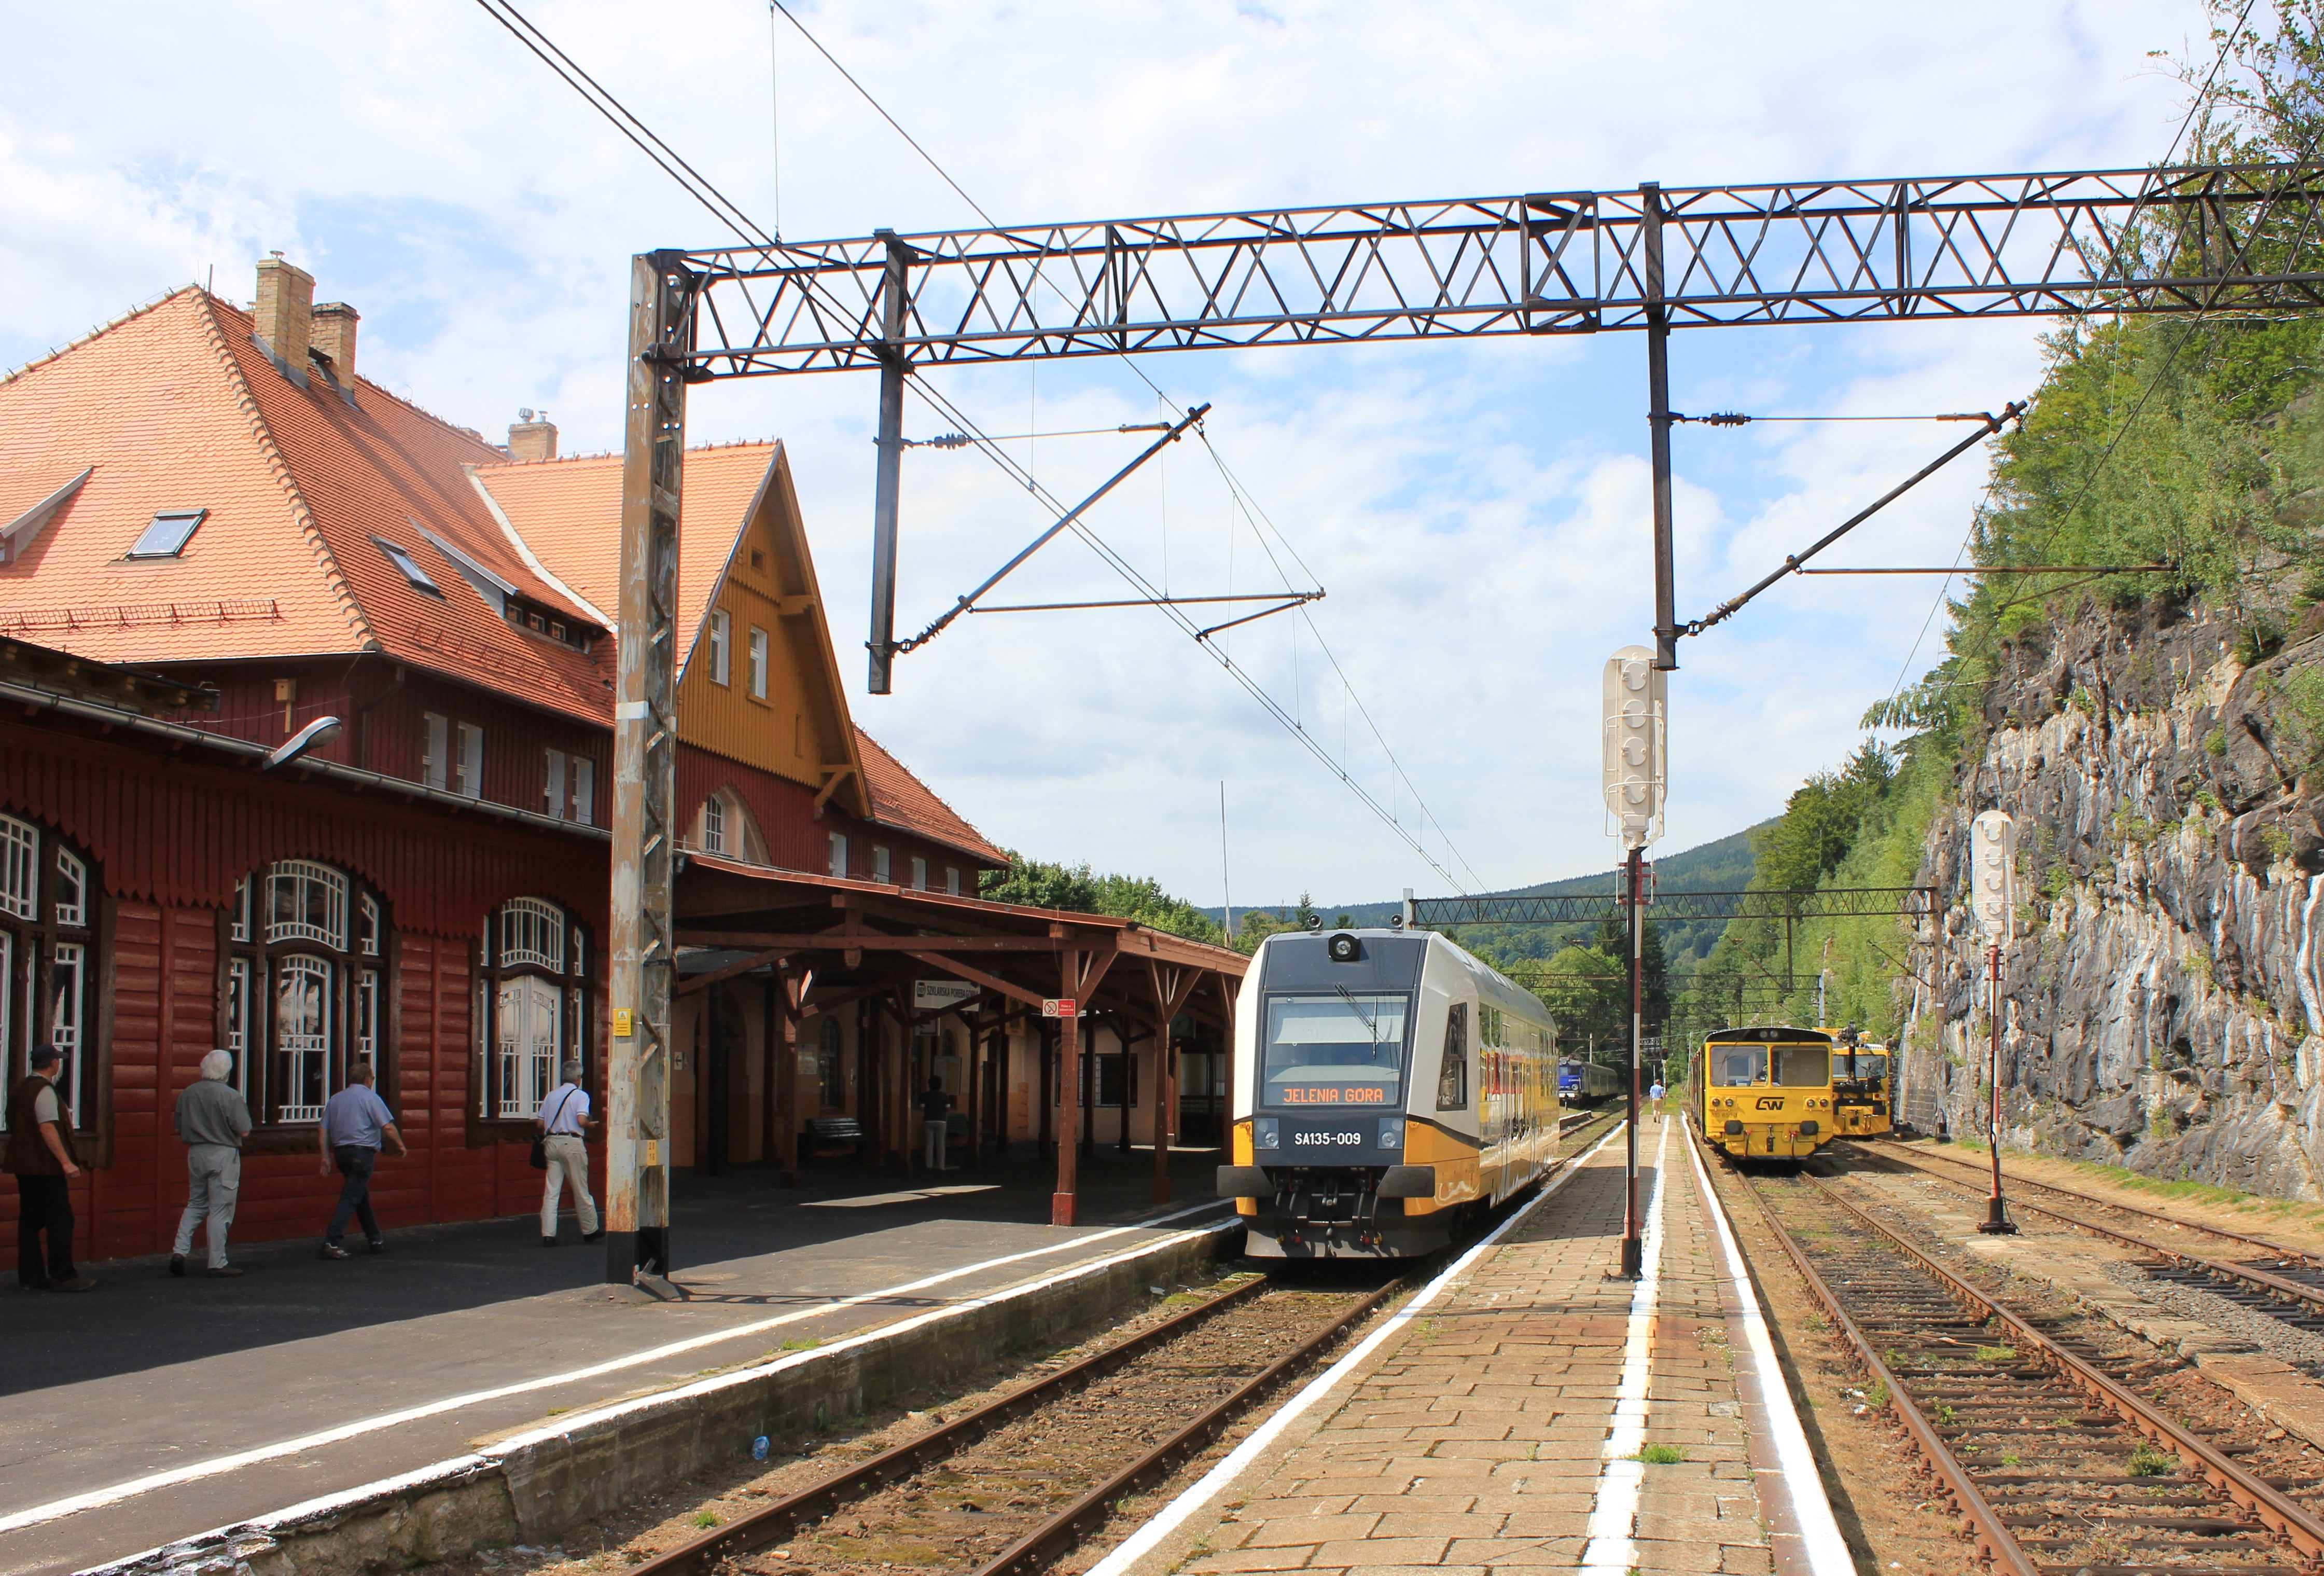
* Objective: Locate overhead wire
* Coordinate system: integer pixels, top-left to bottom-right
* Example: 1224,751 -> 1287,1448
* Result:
760,0 -> 1482,892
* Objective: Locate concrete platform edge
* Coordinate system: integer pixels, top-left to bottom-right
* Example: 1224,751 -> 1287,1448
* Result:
79,1221 -> 1238,1576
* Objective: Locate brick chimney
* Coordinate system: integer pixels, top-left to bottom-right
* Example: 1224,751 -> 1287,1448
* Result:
311,302 -> 358,384
252,253 -> 314,370
508,409 -> 558,462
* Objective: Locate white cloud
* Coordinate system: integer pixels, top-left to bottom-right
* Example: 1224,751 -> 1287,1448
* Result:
0,0 -> 2209,903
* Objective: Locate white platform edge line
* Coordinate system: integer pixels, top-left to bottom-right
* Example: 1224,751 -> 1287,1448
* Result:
1685,1123 -> 1855,1575
1577,1114 -> 1671,1576
53,1210 -> 1232,1560
1083,1121 -> 1631,1576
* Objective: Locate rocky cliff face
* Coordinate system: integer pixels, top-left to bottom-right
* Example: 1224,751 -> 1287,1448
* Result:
1900,594 -> 2324,1200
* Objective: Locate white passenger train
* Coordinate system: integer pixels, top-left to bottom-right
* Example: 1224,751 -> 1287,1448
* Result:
1216,927 -> 1560,1257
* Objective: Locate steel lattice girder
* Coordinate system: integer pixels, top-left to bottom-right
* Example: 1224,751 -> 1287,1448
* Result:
673,165 -> 2324,376
1409,887 -> 1938,925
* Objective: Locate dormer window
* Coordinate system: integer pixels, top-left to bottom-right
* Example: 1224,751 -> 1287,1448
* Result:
377,537 -> 443,597
128,508 -> 207,559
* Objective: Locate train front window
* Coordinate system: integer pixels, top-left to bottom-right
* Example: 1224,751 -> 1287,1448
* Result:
1715,1047 -> 1767,1086
1840,1053 -> 1889,1082
1774,1045 -> 1829,1086
1261,993 -> 1409,1108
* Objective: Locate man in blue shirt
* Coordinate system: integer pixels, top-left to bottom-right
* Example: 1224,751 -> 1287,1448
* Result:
316,1058 -> 406,1260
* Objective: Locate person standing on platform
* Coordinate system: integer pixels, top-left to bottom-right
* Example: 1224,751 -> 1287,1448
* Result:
6,1045 -> 94,1292
535,1061 -> 602,1247
1648,1078 -> 1666,1111
317,1058 -> 405,1260
920,1075 -> 954,1171
172,1049 -> 252,1278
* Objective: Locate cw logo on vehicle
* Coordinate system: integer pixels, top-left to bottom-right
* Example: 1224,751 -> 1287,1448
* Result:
1754,1096 -> 1786,1111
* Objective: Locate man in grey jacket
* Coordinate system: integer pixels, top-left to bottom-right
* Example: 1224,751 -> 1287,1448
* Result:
171,1049 -> 252,1279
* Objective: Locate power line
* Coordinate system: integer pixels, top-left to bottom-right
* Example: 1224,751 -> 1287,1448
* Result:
762,0 -> 1482,893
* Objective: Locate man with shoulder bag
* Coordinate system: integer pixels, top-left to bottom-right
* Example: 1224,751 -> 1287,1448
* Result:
535,1061 -> 601,1247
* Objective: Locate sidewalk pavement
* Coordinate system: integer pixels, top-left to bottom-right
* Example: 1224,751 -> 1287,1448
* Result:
0,1148 -> 1227,1576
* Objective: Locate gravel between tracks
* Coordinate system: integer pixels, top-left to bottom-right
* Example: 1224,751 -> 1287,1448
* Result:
2097,1257 -> 2324,1374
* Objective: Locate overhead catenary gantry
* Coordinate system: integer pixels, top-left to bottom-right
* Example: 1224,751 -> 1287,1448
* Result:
603,161 -> 2324,1282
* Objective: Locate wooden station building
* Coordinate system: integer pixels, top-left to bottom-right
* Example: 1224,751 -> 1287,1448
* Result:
0,259 -> 1243,1264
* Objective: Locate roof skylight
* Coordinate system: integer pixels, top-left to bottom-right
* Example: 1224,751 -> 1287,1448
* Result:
375,536 -> 444,598
127,508 -> 207,559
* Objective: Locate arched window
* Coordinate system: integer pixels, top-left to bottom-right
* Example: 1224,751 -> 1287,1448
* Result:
223,859 -> 391,1125
0,813 -> 100,1131
692,788 -> 770,865
482,896 -> 589,1122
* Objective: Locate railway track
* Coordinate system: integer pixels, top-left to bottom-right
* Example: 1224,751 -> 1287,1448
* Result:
1726,1133 -> 2324,1574
629,1123 -> 1624,1576
1861,1144 -> 2324,1340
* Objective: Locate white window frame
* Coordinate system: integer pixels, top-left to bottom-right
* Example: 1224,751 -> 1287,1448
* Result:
945,867 -> 961,896
573,758 -> 595,825
708,609 -> 731,685
701,795 -> 728,855
266,860 -> 349,949
49,943 -> 84,1116
872,846 -> 891,883
499,896 -> 567,972
544,749 -> 567,820
455,722 -> 484,799
359,893 -> 382,958
358,968 -> 383,1060
230,876 -> 251,942
747,626 -> 769,699
226,955 -> 252,1099
911,856 -> 927,892
0,815 -> 35,922
422,712 -> 449,790
496,974 -> 561,1119
274,952 -> 334,1124
827,832 -> 848,879
53,850 -> 85,928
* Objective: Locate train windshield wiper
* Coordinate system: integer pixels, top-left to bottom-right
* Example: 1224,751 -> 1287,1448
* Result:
1334,986 -> 1380,1045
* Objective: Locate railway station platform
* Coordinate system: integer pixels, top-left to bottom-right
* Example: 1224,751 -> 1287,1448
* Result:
0,1148 -> 1230,1576
1099,1118 -> 1849,1576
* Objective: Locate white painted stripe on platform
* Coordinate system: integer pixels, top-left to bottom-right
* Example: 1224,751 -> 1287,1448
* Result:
9,1199 -> 1229,1540
1686,1125 -> 1855,1575
1577,1114 -> 1671,1576
1083,1122 -> 1630,1576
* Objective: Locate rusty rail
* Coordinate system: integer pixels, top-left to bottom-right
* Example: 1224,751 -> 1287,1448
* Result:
1871,1145 -> 2324,1313
630,1271 -> 1400,1576
1739,1159 -> 2324,1565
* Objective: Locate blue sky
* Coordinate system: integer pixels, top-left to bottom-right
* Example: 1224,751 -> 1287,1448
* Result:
1,0 -> 2209,904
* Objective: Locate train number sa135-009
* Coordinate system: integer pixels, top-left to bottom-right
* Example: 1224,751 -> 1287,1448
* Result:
1279,1085 -> 1390,1105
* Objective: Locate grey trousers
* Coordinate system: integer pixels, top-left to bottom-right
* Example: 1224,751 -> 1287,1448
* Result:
923,1119 -> 947,1170
174,1144 -> 241,1268
540,1134 -> 599,1237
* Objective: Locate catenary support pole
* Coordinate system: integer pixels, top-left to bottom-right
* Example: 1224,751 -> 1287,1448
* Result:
867,231 -> 910,694
1981,941 -> 2016,1234
1643,183 -> 1678,674
1053,951 -> 1081,1225
606,249 -> 691,1284
1622,844 -> 1645,1278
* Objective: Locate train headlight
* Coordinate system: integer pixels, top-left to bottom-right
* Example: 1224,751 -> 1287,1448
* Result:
1256,1117 -> 1279,1150
1377,1118 -> 1405,1151
1328,932 -> 1361,963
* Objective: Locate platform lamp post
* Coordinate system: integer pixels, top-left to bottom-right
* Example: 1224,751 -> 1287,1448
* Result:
1969,808 -> 2019,1235
1602,646 -> 1667,1279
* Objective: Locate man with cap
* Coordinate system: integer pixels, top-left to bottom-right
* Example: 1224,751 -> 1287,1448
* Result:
172,1049 -> 253,1278
534,1060 -> 601,1247
5,1045 -> 95,1292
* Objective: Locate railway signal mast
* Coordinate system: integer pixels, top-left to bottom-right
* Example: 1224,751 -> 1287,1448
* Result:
600,164 -> 2324,1283
1603,647 -> 1666,1279
1969,809 -> 2019,1235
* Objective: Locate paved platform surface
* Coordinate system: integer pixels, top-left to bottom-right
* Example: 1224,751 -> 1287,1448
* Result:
0,1149 -> 1227,1576
1147,1118 -> 1773,1575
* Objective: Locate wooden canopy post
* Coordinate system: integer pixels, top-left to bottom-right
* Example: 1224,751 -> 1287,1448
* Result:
1053,947 -> 1081,1224
1147,961 -> 1202,1204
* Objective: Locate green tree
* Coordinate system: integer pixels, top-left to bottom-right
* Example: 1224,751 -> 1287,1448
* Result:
980,853 -> 1224,945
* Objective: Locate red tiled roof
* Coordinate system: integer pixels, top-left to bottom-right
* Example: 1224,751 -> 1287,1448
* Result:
473,444 -> 773,674
854,727 -> 1008,865
0,289 -> 613,724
